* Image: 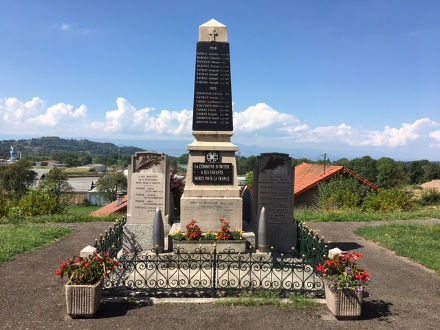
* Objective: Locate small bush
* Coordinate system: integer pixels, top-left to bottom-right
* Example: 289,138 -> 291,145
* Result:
17,189 -> 67,216
363,188 -> 414,212
317,174 -> 372,210
418,188 -> 440,206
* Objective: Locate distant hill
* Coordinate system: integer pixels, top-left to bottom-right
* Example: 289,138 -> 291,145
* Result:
0,136 -> 142,160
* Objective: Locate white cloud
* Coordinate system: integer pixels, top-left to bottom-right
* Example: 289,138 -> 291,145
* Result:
0,97 -> 87,133
429,130 -> 440,148
61,23 -> 71,31
234,103 -> 304,133
1,96 -> 439,153
360,118 -> 437,147
58,22 -> 95,35
91,97 -> 192,137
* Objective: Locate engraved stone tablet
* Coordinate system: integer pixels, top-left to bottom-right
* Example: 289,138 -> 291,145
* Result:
192,162 -> 233,185
192,42 -> 233,131
125,152 -> 170,251
254,153 -> 296,252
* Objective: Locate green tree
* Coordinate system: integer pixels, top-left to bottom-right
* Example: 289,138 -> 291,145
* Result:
96,172 -> 127,202
407,160 -> 430,184
349,156 -> 378,183
39,168 -> 72,208
376,158 -> 408,188
0,159 -> 37,200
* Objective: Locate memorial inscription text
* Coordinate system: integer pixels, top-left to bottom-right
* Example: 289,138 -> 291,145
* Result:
193,42 -> 233,131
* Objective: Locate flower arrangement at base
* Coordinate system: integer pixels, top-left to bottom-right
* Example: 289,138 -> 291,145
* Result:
170,218 -> 244,241
317,251 -> 370,319
56,251 -> 120,285
56,251 -> 119,318
317,251 -> 370,293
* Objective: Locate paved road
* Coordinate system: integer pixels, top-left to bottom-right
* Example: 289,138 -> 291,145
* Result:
0,219 -> 439,329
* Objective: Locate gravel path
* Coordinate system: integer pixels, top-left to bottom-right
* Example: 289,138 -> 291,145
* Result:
0,219 -> 439,329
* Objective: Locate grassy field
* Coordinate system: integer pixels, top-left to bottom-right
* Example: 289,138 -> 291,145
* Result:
296,207 -> 440,222
356,224 -> 440,274
1,205 -> 120,224
214,291 -> 317,308
0,224 -> 75,264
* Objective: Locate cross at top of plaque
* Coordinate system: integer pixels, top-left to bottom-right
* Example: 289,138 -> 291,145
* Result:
199,18 -> 228,42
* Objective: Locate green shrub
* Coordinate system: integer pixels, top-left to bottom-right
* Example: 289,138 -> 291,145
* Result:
418,188 -> 440,206
363,188 -> 414,212
17,189 -> 67,216
317,174 -> 372,210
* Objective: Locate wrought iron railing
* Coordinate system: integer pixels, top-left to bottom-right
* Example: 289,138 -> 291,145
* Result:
104,245 -> 325,297
94,216 -> 126,258
92,217 -> 329,297
297,220 -> 329,270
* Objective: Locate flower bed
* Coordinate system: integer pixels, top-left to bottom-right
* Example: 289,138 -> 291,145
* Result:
170,218 -> 246,253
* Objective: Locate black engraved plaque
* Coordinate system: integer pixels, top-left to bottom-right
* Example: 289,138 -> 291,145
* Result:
192,42 -> 233,131
193,162 -> 233,185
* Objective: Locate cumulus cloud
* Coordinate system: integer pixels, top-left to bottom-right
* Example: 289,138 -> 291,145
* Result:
429,130 -> 440,148
360,118 -> 437,147
234,103 -> 304,133
0,97 -> 87,134
91,97 -> 192,137
1,96 -> 439,151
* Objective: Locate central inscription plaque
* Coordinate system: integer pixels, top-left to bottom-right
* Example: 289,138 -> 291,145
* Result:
193,162 -> 233,185
192,42 -> 233,131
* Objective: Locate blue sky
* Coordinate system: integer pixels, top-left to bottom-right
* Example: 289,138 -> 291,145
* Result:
1,0 -> 439,160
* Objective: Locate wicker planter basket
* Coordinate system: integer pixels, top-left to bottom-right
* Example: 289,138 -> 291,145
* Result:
325,285 -> 362,319
65,277 -> 103,318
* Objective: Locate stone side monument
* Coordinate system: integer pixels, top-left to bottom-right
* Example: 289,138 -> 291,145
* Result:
180,19 -> 242,232
124,151 -> 170,251
254,153 -> 296,252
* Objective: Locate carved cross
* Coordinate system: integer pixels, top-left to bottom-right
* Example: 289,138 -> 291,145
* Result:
209,29 -> 218,41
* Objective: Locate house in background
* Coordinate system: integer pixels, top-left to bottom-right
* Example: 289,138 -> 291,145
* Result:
294,163 -> 378,208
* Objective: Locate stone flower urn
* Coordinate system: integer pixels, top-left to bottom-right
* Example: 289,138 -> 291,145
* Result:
65,277 -> 103,318
325,285 -> 363,319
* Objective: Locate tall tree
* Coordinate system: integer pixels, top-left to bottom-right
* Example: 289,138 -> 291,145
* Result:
0,159 -> 37,199
39,167 -> 72,205
96,172 -> 127,202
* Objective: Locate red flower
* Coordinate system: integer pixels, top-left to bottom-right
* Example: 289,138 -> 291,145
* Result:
61,261 -> 67,268
56,268 -> 61,276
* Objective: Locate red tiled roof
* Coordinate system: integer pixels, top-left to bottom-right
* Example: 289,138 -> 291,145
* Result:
91,195 -> 128,217
294,163 -> 378,197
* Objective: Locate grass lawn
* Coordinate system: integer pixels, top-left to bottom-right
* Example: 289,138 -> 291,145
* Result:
0,224 -> 75,264
215,291 -> 317,308
1,205 -> 120,224
356,224 -> 440,274
296,207 -> 440,222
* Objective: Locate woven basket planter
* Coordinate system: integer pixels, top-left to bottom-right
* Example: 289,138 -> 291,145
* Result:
325,285 -> 362,319
65,278 -> 103,318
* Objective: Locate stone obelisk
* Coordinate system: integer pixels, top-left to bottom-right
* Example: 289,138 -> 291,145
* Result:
180,19 -> 242,232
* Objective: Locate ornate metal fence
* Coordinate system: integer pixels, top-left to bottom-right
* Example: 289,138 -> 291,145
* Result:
94,217 -> 126,258
104,246 -> 325,297
297,221 -> 329,270
95,219 -> 329,297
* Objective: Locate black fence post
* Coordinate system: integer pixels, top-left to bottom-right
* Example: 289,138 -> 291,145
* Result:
212,243 -> 217,297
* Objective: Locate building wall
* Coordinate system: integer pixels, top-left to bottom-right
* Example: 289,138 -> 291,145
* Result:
295,185 -> 319,208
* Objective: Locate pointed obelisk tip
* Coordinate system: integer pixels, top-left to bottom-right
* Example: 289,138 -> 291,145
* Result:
199,18 -> 228,42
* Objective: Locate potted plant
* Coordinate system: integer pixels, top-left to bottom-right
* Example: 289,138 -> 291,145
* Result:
170,218 -> 246,253
56,251 -> 119,318
316,251 -> 370,319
